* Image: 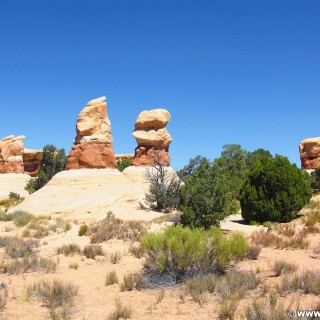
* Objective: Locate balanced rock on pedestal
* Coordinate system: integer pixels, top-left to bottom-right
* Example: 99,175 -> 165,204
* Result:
299,137 -> 320,170
132,109 -> 172,166
0,135 -> 25,173
66,97 -> 116,169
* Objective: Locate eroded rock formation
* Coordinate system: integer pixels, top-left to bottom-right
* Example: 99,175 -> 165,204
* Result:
23,148 -> 43,177
0,135 -> 25,173
66,97 -> 116,169
299,137 -> 320,169
132,109 -> 172,166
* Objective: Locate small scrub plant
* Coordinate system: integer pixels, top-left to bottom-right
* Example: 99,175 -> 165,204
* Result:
219,297 -> 238,319
247,244 -> 262,260
0,211 -> 35,226
277,270 -> 320,296
276,223 -> 295,237
272,260 -> 297,277
245,294 -> 288,320
68,262 -> 79,270
105,270 -> 118,286
0,292 -> 5,310
9,192 -> 20,200
141,226 -> 248,278
251,229 -> 309,249
27,279 -> 78,320
0,257 -> 57,275
303,210 -> 320,227
110,251 -> 122,264
78,224 -> 88,236
129,244 -> 145,258
155,288 -> 165,304
4,237 -> 39,258
145,156 -> 181,212
108,296 -> 132,320
88,216 -> 146,243
120,272 -> 145,291
82,244 -> 104,259
56,244 -> 81,256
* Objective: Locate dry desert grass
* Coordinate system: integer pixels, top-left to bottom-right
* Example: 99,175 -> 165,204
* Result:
0,199 -> 320,319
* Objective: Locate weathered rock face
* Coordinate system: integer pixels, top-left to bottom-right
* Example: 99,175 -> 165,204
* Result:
299,137 -> 320,169
66,97 -> 116,169
132,109 -> 172,166
23,148 -> 43,177
0,135 -> 25,173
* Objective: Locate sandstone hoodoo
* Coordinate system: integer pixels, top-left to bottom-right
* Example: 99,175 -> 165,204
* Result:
23,148 -> 43,177
299,137 -> 320,170
66,96 -> 116,169
0,135 -> 25,173
132,109 -> 172,166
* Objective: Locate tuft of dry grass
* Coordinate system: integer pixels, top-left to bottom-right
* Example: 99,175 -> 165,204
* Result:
247,244 -> 262,260
0,257 -> 57,274
3,237 -> 39,258
219,297 -> 238,319
272,260 -> 297,277
277,270 -> 320,296
120,272 -> 145,291
276,223 -> 295,237
88,216 -> 147,243
68,262 -> 79,270
245,294 -> 288,320
105,270 -> 118,286
155,289 -> 165,304
83,244 -> 104,259
108,296 -> 132,320
110,251 -> 122,264
56,244 -> 81,256
129,244 -> 145,259
251,229 -> 309,249
27,279 -> 78,320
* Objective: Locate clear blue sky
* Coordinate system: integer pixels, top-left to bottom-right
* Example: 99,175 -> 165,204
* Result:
1,0 -> 319,170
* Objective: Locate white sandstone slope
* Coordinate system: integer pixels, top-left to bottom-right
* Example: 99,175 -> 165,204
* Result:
0,173 -> 31,200
10,169 -> 162,221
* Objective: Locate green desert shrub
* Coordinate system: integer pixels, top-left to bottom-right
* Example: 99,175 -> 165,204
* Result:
25,144 -> 66,194
179,157 -> 239,228
116,159 -> 132,172
141,225 -> 248,277
240,155 -> 312,223
311,168 -> 320,193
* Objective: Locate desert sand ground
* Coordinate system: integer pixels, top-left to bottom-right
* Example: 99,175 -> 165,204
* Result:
1,196 -> 320,319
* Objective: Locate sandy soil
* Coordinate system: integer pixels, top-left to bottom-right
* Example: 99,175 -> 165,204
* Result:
1,199 -> 320,319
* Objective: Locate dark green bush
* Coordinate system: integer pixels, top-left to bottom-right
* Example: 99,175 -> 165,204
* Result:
179,157 -> 238,228
311,168 -> 320,193
140,226 -> 248,277
9,192 -> 20,200
116,159 -> 132,172
25,144 -> 66,194
240,155 -> 312,223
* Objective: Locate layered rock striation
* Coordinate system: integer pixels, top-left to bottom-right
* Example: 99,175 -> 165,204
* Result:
299,137 -> 320,170
66,97 -> 116,169
23,148 -> 43,177
0,135 -> 25,173
132,109 -> 172,166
